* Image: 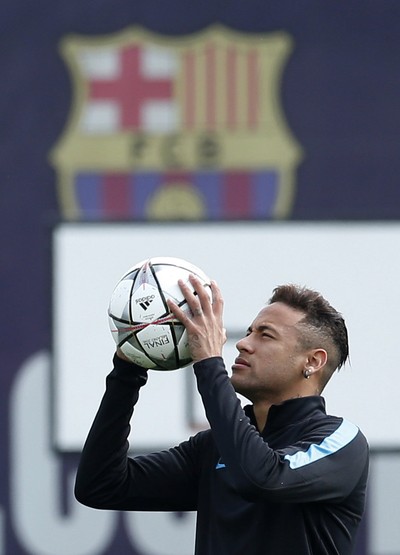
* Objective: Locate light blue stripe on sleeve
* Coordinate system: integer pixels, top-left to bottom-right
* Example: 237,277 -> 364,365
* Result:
284,419 -> 359,469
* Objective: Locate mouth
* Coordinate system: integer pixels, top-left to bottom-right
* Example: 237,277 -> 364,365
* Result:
232,357 -> 250,371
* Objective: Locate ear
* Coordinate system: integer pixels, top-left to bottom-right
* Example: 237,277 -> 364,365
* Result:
304,349 -> 328,377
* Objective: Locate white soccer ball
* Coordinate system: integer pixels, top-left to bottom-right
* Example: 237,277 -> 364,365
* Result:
108,257 -> 211,370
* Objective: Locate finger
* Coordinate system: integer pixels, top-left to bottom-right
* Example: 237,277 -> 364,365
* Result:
188,274 -> 213,314
176,276 -> 204,316
167,298 -> 191,326
210,280 -> 224,320
177,277 -> 197,304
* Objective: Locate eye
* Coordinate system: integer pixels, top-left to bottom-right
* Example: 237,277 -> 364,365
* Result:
261,332 -> 274,339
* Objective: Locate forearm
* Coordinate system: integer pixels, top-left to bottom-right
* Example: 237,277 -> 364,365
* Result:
194,357 -> 273,495
74,354 -> 147,508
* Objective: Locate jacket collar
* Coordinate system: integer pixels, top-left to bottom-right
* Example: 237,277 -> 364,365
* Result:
244,396 -> 326,434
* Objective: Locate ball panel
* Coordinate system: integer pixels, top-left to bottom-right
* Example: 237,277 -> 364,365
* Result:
133,260 -> 160,290
114,322 -> 143,350
119,340 -> 158,369
175,327 -> 192,367
151,257 -> 211,283
108,316 -> 134,346
136,324 -> 177,363
152,265 -> 192,303
108,279 -> 135,322
122,268 -> 140,282
130,283 -> 166,323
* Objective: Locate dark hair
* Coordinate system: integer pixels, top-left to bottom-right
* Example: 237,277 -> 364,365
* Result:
269,284 -> 349,377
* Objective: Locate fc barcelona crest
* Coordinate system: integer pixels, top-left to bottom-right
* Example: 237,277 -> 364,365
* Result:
51,26 -> 302,220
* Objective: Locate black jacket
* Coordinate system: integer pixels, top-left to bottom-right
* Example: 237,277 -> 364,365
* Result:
75,355 -> 369,555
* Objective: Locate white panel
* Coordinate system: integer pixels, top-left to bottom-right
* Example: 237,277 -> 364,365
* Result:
141,47 -> 178,78
79,101 -> 120,133
52,222 -> 400,451
141,100 -> 179,132
78,48 -> 119,79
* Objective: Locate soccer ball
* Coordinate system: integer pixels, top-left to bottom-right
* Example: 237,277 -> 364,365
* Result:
108,257 -> 211,370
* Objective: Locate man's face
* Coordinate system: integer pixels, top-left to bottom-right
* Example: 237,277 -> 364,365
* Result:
231,302 -> 308,402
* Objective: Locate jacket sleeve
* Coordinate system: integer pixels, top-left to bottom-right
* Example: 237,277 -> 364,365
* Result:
74,354 -> 200,511
194,357 -> 369,504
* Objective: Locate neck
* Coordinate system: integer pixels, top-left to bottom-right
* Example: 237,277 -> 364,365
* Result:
252,387 -> 321,432
252,401 -> 273,432
251,390 -> 296,431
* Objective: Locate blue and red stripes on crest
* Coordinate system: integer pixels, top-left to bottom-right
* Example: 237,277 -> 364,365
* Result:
74,171 -> 278,220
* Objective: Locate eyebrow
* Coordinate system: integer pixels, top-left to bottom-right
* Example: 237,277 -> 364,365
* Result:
247,324 -> 279,335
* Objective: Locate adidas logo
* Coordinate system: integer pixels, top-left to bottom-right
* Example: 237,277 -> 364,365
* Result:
136,295 -> 155,311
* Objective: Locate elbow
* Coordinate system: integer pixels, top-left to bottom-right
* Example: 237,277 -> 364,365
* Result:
74,482 -> 93,508
74,487 -> 105,510
74,471 -> 127,510
74,475 -> 101,509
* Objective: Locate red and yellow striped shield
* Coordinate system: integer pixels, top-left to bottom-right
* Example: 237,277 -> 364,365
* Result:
51,26 -> 302,220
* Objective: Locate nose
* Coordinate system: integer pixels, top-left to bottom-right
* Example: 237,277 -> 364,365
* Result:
236,334 -> 253,353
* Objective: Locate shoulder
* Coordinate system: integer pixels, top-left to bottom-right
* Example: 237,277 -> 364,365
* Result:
310,414 -> 369,453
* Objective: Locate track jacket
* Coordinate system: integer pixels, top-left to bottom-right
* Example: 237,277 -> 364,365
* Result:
75,355 -> 369,555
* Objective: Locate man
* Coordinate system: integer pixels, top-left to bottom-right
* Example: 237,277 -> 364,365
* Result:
75,277 -> 369,555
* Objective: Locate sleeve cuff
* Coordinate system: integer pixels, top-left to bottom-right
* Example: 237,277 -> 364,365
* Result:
193,356 -> 225,373
111,353 -> 148,386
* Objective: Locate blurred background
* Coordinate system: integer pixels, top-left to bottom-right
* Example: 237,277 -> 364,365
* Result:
1,1 -> 400,553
